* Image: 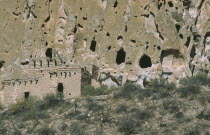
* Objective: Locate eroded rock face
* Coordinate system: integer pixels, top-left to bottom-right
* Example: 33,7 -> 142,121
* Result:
0,0 -> 209,87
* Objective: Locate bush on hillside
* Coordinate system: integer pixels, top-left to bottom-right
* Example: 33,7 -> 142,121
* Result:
132,108 -> 153,121
118,116 -> 138,135
180,72 -> 210,87
38,127 -> 56,135
82,85 -> 106,96
37,93 -> 64,110
178,85 -> 201,98
86,97 -> 104,112
114,83 -> 140,100
0,102 -> 4,111
70,122 -> 87,135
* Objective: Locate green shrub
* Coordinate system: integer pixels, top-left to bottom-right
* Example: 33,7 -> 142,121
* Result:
178,85 -> 201,98
38,127 -> 56,135
178,73 -> 209,98
148,79 -> 175,91
114,83 -> 139,100
132,108 -> 153,122
86,97 -> 103,112
13,129 -> 22,135
162,99 -> 180,114
184,127 -> 201,135
93,128 -> 105,135
116,104 -> 128,113
174,112 -> 184,119
37,93 -> 64,110
197,109 -> 210,120
137,89 -> 153,100
9,97 -> 36,114
22,110 -> 49,121
82,85 -> 105,96
0,102 -> 3,110
180,72 -> 210,87
140,79 -> 176,100
0,122 -> 7,135
118,116 -> 138,135
70,122 -> 87,135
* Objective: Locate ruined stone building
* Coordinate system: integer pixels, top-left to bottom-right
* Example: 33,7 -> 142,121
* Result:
0,56 -> 94,106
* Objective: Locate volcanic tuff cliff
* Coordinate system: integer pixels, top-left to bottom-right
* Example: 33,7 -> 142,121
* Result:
0,0 -> 209,87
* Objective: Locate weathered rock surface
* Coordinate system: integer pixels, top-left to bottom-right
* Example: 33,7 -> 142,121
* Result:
0,0 -> 209,86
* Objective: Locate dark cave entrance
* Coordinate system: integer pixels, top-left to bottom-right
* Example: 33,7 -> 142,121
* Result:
139,55 -> 152,68
45,48 -> 53,59
116,48 -> 126,65
0,61 -> 5,69
57,83 -> 64,94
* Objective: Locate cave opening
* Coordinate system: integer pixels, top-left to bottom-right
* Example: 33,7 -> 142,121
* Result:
45,48 -> 53,59
116,48 -> 126,65
90,40 -> 97,52
204,32 -> 210,46
0,61 -> 5,69
113,1 -> 118,8
175,24 -> 181,33
139,55 -> 152,68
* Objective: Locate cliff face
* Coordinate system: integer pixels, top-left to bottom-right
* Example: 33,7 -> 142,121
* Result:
0,0 -> 209,87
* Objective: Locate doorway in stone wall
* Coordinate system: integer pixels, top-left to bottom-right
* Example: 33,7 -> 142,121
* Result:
57,83 -> 64,94
24,92 -> 30,99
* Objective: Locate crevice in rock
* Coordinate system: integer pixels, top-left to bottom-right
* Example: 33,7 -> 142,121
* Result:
44,15 -> 50,23
155,23 -> 164,41
198,0 -> 205,10
73,25 -> 77,33
116,48 -> 126,65
125,25 -> 128,32
78,23 -> 83,29
185,36 -> 191,47
190,45 -> 196,59
21,61 -> 30,65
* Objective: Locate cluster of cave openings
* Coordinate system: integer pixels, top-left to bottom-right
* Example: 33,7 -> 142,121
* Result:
57,83 -> 64,94
139,55 -> 152,68
45,48 -> 53,58
116,48 -> 126,65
